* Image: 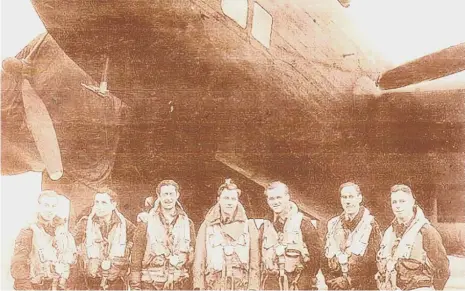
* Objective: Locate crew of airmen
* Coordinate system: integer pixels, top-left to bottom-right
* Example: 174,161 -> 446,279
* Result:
11,180 -> 450,290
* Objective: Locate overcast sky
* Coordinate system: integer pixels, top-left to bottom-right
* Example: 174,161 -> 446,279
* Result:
1,0 -> 45,58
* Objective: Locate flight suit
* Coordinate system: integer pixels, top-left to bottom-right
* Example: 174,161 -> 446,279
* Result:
322,206 -> 381,290
11,216 -> 77,290
72,210 -> 135,290
376,206 -> 450,291
193,203 -> 260,290
129,200 -> 196,290
260,202 -> 321,290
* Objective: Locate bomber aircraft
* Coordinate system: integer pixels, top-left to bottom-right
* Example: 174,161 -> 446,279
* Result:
2,0 -> 464,258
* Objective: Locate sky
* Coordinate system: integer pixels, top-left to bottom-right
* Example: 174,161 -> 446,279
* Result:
1,172 -> 43,290
1,0 -> 46,58
346,0 -> 465,91
347,0 -> 465,66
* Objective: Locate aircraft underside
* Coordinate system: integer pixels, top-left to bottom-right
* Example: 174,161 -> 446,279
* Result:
1,0 -> 464,255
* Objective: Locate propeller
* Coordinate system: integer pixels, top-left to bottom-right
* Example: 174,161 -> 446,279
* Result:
337,0 -> 351,8
378,42 -> 465,90
2,33 -> 63,180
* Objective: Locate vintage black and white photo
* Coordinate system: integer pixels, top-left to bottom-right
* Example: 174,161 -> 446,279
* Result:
1,0 -> 464,290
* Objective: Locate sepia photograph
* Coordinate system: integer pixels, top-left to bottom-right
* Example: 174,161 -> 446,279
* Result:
1,0 -> 464,290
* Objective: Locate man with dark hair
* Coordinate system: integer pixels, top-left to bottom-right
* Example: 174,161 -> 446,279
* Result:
193,179 -> 260,290
322,182 -> 381,290
376,184 -> 450,291
260,181 -> 321,290
129,180 -> 196,290
11,190 -> 77,290
73,189 -> 135,290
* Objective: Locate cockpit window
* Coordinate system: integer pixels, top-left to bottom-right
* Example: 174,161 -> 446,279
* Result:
221,0 -> 248,29
251,2 -> 272,49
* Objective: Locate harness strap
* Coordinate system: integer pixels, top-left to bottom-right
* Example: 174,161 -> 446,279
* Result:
100,277 -> 108,290
278,255 -> 289,291
226,254 -> 235,290
290,270 -> 302,290
279,274 -> 289,291
167,267 -> 175,290
100,269 -> 110,290
221,263 -> 226,291
260,271 -> 268,290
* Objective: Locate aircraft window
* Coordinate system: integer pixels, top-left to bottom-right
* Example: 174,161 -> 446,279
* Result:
251,2 -> 273,49
221,0 -> 248,29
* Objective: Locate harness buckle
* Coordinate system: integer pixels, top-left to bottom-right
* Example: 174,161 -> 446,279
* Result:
101,259 -> 112,271
224,245 -> 234,256
169,255 -> 180,267
275,244 -> 286,256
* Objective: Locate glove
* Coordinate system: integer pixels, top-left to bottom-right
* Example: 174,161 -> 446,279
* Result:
13,279 -> 33,291
310,277 -> 318,290
327,276 -> 350,290
129,271 -> 141,290
87,258 -> 100,278
164,277 -> 175,290
137,212 -> 150,223
58,277 -> 68,290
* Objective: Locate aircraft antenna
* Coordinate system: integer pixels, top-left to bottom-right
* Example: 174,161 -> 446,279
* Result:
81,55 -> 111,97
100,56 -> 110,93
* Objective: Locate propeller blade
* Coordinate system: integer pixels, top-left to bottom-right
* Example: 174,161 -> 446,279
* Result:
24,33 -> 49,65
337,0 -> 351,8
378,42 -> 465,90
21,79 -> 63,180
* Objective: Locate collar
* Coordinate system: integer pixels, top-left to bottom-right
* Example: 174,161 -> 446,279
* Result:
149,199 -> 187,218
391,206 -> 426,236
36,215 -> 65,236
205,202 -> 248,226
272,201 -> 299,223
205,202 -> 248,241
92,210 -> 122,227
37,214 -> 64,227
341,206 -> 365,230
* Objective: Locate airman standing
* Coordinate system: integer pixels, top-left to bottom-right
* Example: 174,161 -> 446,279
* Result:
129,180 -> 195,290
260,181 -> 321,290
322,182 -> 381,290
376,184 -> 450,291
11,190 -> 77,290
193,179 -> 260,290
73,189 -> 135,290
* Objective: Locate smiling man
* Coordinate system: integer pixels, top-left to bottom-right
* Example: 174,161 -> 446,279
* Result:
10,190 -> 77,290
193,179 -> 260,290
376,184 -> 450,291
322,182 -> 381,290
261,181 -> 321,290
129,180 -> 195,290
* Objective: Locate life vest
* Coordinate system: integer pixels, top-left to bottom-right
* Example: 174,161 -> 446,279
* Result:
324,207 -> 374,274
29,222 -> 77,284
262,202 -> 310,274
83,210 -> 128,279
141,200 -> 192,285
376,206 -> 431,290
204,203 -> 251,278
